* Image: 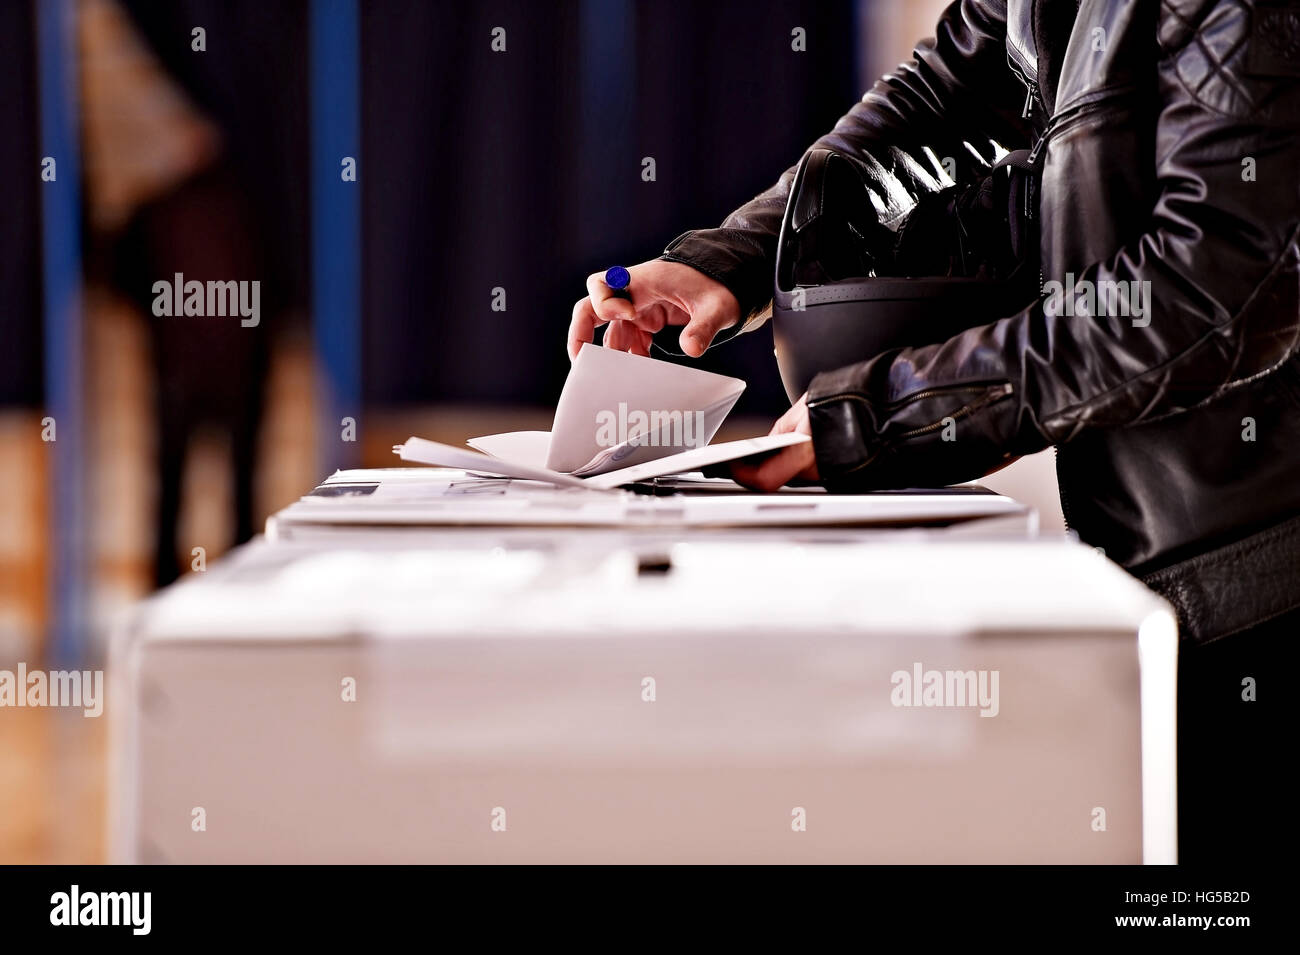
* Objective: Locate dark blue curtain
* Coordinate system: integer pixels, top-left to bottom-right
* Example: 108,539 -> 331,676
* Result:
21,0 -> 859,418
362,0 -> 857,415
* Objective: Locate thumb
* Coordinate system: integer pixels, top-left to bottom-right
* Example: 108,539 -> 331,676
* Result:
678,309 -> 734,357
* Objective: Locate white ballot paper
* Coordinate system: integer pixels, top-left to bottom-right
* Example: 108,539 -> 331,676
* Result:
393,347 -> 808,490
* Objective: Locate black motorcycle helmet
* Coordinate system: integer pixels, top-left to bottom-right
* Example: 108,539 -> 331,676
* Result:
771,146 -> 1041,402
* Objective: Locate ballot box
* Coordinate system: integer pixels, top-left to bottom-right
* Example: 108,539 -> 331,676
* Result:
108,473 -> 1177,864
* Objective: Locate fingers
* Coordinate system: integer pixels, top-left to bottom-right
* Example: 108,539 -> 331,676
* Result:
677,323 -> 714,358
678,301 -> 738,358
603,321 -> 653,356
729,442 -> 817,492
603,320 -> 630,352
571,271 -> 657,360
570,261 -> 738,359
586,272 -> 636,324
767,394 -> 812,441
568,296 -> 602,359
768,402 -> 803,435
639,301 -> 670,335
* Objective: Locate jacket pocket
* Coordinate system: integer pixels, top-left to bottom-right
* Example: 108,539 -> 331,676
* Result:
1029,83 -> 1139,164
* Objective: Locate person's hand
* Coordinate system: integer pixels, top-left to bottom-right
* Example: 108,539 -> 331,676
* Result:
568,260 -> 741,360
730,394 -> 819,491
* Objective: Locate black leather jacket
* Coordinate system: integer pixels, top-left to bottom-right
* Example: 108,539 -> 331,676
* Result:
661,0 -> 1300,642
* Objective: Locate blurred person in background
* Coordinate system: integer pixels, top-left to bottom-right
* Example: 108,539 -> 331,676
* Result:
80,0 -> 304,586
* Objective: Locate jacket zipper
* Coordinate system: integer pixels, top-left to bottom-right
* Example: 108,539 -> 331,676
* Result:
1027,82 -> 1138,166
813,381 -> 995,410
803,382 -> 1013,440
1029,83 -> 1138,354
811,382 -> 1014,476
1008,56 -> 1041,120
1026,85 -> 1136,536
1021,80 -> 1038,120
895,382 -> 1014,440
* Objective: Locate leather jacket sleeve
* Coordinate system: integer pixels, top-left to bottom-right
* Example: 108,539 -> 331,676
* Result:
808,0 -> 1300,491
659,0 -> 1031,325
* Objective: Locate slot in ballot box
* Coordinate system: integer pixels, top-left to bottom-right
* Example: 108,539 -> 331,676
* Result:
109,492 -> 1178,863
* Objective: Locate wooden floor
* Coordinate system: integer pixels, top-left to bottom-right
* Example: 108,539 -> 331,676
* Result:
0,708 -> 107,864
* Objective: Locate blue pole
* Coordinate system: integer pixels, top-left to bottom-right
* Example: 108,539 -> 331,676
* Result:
37,0 -> 86,667
310,0 -> 362,474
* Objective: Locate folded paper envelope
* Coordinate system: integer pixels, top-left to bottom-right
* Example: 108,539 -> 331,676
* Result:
394,347 -> 806,489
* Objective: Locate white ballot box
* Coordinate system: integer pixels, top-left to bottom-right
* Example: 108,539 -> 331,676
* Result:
109,476 -> 1177,864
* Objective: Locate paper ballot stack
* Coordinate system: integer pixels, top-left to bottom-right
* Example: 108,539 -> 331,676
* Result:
394,346 -> 807,490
